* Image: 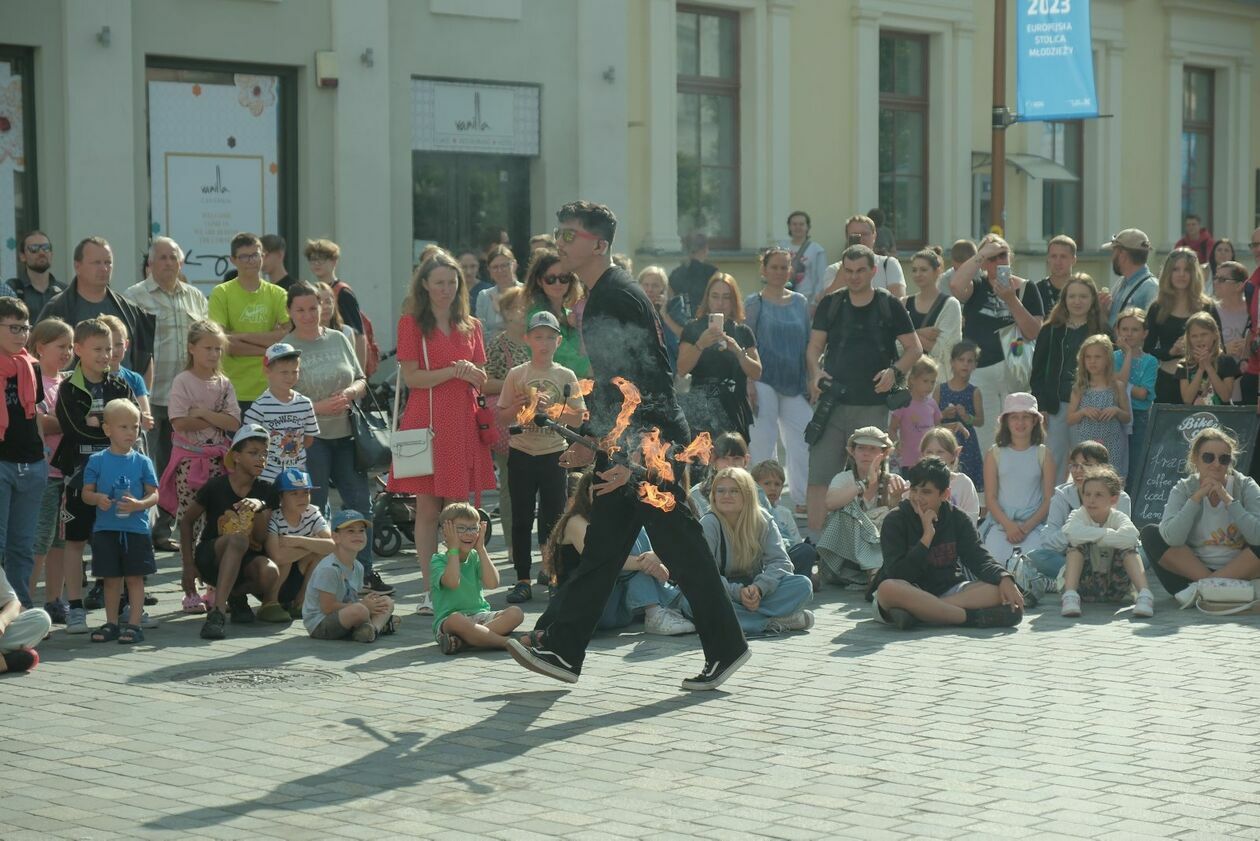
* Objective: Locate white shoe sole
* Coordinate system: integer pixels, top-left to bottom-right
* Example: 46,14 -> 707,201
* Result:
680,647 -> 751,692
505,639 -> 579,684
1060,608 -> 1081,618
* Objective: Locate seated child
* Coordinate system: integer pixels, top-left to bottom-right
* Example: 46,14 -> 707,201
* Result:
919,426 -> 980,524
0,566 -> 50,673
432,502 -> 524,654
265,468 -> 335,618
1060,466 -> 1153,618
82,400 -> 159,644
1027,441 -> 1131,580
874,457 -> 1024,630
689,432 -> 773,517
751,459 -> 818,581
302,509 -> 395,641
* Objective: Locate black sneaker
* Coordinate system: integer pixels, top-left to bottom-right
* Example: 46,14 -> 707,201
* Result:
505,581 -> 532,603
362,570 -> 395,595
143,593 -> 158,606
228,594 -> 256,624
964,605 -> 1023,628
44,601 -> 67,625
505,639 -> 579,684
83,580 -> 105,610
200,609 -> 227,640
680,648 -> 751,691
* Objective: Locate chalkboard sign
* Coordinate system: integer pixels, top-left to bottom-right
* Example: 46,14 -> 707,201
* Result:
1128,405 -> 1260,527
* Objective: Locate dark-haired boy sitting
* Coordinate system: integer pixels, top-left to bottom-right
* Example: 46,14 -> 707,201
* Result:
874,457 -> 1024,629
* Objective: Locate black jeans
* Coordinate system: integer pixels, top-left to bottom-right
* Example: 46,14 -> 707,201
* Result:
533,465 -> 747,674
1139,523 -> 1260,595
150,404 -> 175,541
506,448 -> 567,582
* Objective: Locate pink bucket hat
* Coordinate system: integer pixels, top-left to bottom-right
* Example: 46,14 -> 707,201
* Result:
997,392 -> 1043,424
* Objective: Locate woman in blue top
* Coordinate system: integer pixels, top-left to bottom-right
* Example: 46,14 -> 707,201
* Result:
522,249 -> 590,378
745,247 -> 812,514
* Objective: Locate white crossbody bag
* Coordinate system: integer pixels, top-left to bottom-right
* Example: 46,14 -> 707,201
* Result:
1195,578 -> 1260,616
390,334 -> 435,479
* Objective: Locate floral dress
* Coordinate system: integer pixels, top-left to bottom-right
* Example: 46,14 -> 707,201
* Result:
939,381 -> 983,491
1070,386 -> 1128,477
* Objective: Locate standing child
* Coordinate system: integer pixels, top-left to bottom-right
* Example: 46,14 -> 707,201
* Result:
495,311 -> 586,603
99,315 -> 154,436
161,320 -> 241,613
431,501 -> 524,654
51,318 -> 135,635
936,339 -> 984,492
265,468 -> 334,617
919,427 -> 980,524
82,400 -> 159,644
302,509 -> 395,642
243,343 -> 319,482
1177,311 -> 1240,406
981,393 -> 1056,563
1113,308 -> 1157,482
890,356 -> 941,473
1068,334 -> 1131,477
28,318 -> 72,622
1060,466 -> 1154,618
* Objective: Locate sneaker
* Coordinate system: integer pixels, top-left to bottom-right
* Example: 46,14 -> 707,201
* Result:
256,602 -> 292,623
644,607 -> 696,636
362,570 -> 395,596
351,621 -> 377,643
136,611 -> 159,630
505,638 -> 580,684
181,593 -> 207,614
964,604 -> 1024,628
288,601 -> 304,620
885,608 -> 919,630
681,648 -> 751,691
415,591 -> 434,616
1061,590 -> 1082,618
228,594 -> 256,624
766,609 -> 815,633
536,571 -> 551,587
65,606 -> 89,635
1175,582 -> 1200,610
505,581 -> 533,604
83,580 -> 105,610
143,593 -> 158,606
1133,589 -> 1156,618
200,609 -> 226,640
44,601 -> 67,625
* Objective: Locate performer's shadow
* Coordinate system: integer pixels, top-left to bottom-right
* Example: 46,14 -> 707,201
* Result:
144,689 -> 714,830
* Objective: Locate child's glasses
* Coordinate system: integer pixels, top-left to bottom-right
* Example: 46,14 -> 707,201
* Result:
3,323 -> 31,335
1200,452 -> 1232,466
453,525 -> 481,535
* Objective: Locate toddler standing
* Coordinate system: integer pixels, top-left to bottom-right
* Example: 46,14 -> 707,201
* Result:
936,339 -> 984,491
890,356 -> 941,473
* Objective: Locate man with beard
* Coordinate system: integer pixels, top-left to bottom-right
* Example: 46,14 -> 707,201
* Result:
1101,229 -> 1157,328
5,231 -> 66,316
506,200 -> 749,691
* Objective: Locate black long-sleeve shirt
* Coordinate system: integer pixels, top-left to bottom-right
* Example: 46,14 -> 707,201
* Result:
877,500 -> 1010,596
1143,302 -> 1221,362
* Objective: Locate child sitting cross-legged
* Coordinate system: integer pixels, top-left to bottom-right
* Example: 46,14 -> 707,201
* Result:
301,509 -> 396,642
1059,466 -> 1154,618
266,468 -> 335,618
432,502 -> 524,655
874,457 -> 1024,630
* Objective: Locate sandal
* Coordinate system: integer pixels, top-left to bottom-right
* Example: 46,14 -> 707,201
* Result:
118,624 -> 144,645
90,622 -> 120,643
437,631 -> 465,655
380,615 -> 400,636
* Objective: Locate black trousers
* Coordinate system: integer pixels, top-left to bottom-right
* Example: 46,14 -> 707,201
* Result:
534,471 -> 747,674
506,448 -> 567,581
151,404 -> 175,541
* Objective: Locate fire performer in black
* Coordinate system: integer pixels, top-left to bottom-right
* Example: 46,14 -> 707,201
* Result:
506,201 -> 750,689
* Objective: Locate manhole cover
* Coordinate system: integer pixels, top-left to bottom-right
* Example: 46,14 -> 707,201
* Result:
170,666 -> 343,690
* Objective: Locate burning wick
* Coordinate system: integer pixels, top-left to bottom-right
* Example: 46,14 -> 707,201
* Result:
600,376 -> 642,454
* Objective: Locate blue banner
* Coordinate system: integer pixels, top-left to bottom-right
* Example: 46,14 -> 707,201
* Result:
1016,0 -> 1099,121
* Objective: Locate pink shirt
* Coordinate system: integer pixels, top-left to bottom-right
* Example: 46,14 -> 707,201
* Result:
40,373 -> 64,478
167,370 -> 240,449
893,395 -> 942,468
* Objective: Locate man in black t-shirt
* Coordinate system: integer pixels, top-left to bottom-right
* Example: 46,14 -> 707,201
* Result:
668,232 -> 719,322
804,244 -> 921,532
506,201 -> 748,691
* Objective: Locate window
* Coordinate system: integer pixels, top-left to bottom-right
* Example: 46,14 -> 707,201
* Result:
878,33 -> 929,249
0,46 -> 37,283
1041,121 -> 1084,244
676,5 -> 739,249
1181,66 -> 1214,229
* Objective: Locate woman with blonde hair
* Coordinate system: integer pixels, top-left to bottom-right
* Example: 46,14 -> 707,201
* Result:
1144,247 -> 1220,403
677,273 -> 762,442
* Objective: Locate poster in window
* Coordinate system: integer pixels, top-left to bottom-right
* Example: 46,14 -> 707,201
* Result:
148,74 -> 280,290
0,62 -> 26,280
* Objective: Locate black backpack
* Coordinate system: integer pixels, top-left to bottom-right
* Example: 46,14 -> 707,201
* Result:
820,287 -> 899,375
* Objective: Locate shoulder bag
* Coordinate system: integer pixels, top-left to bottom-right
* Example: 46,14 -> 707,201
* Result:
390,334 -> 435,479
349,383 -> 392,474
998,282 -> 1037,388
1194,578 -> 1260,615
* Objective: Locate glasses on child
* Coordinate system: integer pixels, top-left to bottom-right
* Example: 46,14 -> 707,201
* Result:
3,323 -> 31,335
454,525 -> 481,535
1200,452 -> 1232,466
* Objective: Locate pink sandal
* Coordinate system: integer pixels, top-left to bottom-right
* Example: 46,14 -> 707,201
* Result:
182,593 -> 207,614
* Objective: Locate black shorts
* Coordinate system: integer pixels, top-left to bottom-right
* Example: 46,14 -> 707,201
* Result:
61,484 -> 98,543
90,531 -> 157,578
194,538 -> 268,586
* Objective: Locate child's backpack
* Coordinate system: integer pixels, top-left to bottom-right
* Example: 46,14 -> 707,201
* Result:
332,281 -> 381,377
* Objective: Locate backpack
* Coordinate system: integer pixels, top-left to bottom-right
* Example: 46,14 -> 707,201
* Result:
821,287 -> 899,375
332,281 -> 380,377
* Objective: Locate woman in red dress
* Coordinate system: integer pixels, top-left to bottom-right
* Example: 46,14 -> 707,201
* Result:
389,251 -> 495,615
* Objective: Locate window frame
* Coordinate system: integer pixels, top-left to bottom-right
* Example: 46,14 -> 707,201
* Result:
1181,65 -> 1215,231
1042,120 -> 1085,246
676,3 -> 741,250
878,30 -> 930,251
0,45 -> 39,262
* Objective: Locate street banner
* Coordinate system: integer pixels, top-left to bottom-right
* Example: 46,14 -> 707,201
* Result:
1016,0 -> 1099,121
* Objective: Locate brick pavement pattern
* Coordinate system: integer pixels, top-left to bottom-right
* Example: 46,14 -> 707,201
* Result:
7,536 -> 1260,840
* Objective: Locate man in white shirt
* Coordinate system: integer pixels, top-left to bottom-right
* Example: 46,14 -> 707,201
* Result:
818,214 -> 905,303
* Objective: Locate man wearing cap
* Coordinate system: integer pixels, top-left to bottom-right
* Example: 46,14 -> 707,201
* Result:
1101,228 -> 1158,328
243,343 -> 319,483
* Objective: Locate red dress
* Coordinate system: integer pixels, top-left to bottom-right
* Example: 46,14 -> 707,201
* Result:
387,316 -> 496,499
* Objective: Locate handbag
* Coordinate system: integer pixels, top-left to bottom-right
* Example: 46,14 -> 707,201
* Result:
999,283 -> 1036,387
1194,578 -> 1260,615
390,335 -> 435,479
474,391 -> 499,447
349,386 -> 391,473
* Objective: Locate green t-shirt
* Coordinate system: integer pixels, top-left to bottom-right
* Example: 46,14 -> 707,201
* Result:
430,550 -> 492,635
208,278 -> 290,401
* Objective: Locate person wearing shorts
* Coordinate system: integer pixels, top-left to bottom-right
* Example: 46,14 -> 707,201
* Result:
302,509 -> 395,642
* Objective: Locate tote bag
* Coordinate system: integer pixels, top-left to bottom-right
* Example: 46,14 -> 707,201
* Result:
391,335 -> 435,479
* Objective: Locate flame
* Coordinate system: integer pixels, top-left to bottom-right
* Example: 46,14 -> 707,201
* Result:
676,432 -> 713,466
639,427 -> 674,483
576,379 -> 595,397
600,376 -> 641,453
638,482 -> 676,512
515,388 -> 541,426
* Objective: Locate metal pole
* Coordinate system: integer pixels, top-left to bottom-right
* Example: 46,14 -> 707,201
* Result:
990,0 -> 1007,235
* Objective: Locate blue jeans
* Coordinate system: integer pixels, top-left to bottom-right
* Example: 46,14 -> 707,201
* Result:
0,459 -> 49,607
1026,548 -> 1066,579
680,573 -> 813,634
306,436 -> 373,573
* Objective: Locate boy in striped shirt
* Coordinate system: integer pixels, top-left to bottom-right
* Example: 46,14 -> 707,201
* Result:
265,468 -> 334,618
243,343 -> 319,482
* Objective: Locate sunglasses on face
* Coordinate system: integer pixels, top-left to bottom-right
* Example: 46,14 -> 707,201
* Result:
1200,452 -> 1232,466
1216,275 -> 1242,283
24,244 -> 51,254
553,227 -> 599,244
542,274 -> 574,286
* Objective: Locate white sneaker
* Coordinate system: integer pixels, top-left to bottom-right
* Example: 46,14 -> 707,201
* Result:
1060,590 -> 1082,618
767,609 -> 815,632
644,608 -> 695,636
1174,582 -> 1199,610
415,591 -> 434,616
1133,589 -> 1155,618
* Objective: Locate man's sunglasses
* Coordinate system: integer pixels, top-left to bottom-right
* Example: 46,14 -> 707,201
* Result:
542,274 -> 574,286
553,227 -> 599,244
24,244 -> 51,254
1201,452 -> 1233,466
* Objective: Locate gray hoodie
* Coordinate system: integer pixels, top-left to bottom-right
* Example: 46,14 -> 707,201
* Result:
1159,471 -> 1260,552
700,510 -> 792,600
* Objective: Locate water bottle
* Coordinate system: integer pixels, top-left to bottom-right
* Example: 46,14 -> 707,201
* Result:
111,475 -> 132,519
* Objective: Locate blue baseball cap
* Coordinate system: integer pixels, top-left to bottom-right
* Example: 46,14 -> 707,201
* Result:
275,468 -> 319,492
332,509 -> 370,531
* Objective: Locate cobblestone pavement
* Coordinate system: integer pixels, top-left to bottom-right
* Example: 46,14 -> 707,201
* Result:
7,529 -> 1260,841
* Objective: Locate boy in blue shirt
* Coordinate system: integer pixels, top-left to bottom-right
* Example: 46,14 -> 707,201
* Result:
81,399 -> 159,643
100,314 -> 154,435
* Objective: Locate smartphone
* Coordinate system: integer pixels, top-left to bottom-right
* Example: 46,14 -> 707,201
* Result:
994,265 -> 1012,289
709,312 -> 727,350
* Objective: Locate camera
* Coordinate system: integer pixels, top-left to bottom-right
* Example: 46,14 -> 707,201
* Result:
847,233 -> 863,246
804,378 -> 845,445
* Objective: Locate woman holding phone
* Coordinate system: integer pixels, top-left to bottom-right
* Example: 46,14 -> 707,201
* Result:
677,273 -> 762,442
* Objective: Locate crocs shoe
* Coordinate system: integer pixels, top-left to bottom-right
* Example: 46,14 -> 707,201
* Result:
182,593 -> 207,614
